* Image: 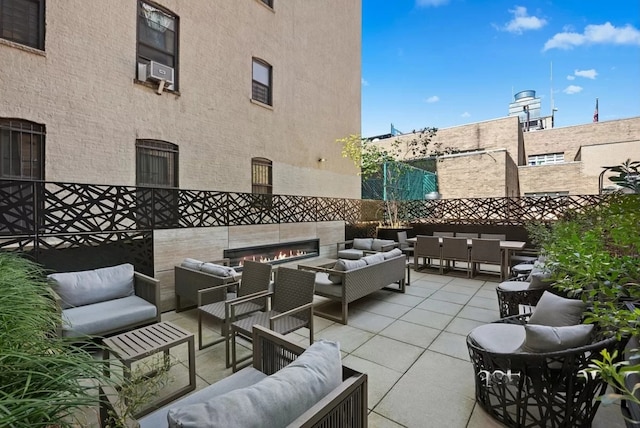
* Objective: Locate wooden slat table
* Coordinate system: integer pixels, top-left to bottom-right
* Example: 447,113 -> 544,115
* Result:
103,321 -> 195,416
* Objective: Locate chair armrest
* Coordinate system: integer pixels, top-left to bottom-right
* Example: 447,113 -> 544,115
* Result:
208,258 -> 231,266
228,291 -> 273,320
133,271 -> 160,323
380,243 -> 398,251
99,384 -> 139,428
269,302 -> 313,325
336,240 -> 354,251
298,263 -> 335,273
49,288 -> 64,338
197,281 -> 239,306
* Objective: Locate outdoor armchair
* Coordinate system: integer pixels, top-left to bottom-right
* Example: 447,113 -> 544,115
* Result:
441,237 -> 471,277
396,230 -> 414,260
470,238 -> 504,279
413,235 -> 442,273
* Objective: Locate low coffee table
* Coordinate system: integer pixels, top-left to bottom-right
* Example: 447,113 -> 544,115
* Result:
103,321 -> 195,416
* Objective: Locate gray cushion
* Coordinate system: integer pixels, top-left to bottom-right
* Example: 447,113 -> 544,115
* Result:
200,263 -> 236,277
352,238 -> 373,250
371,239 -> 395,251
328,259 -> 367,284
468,323 -> 526,354
61,296 -> 157,338
139,367 -> 268,428
383,248 -> 403,259
49,264 -> 134,309
520,324 -> 594,353
167,339 -> 342,428
181,258 -> 205,270
362,253 -> 385,265
527,271 -> 552,290
497,281 -> 529,292
528,291 -> 585,326
337,249 -> 364,260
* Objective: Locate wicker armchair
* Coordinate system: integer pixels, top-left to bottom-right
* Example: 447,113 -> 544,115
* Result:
467,313 -> 625,428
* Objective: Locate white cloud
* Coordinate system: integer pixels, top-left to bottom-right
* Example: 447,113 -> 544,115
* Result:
567,75 -> 575,80
416,0 -> 449,7
501,6 -> 547,34
425,95 -> 440,103
461,112 -> 471,118
361,78 -> 369,86
574,69 -> 598,79
563,85 -> 583,94
544,22 -> 640,51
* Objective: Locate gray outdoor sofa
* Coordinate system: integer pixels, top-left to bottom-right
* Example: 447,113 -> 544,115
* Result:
100,325 -> 368,428
48,263 -> 160,338
299,249 -> 406,324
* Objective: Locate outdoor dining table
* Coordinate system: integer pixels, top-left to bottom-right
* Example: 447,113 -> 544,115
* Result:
405,236 -> 526,277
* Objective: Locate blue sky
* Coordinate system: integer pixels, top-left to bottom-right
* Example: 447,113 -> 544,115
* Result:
361,0 -> 640,137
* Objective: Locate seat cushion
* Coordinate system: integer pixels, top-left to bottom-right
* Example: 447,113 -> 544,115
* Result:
383,248 -> 403,259
497,281 -> 529,292
166,340 -> 342,428
352,238 -> 373,250
49,264 -> 134,309
528,291 -> 585,327
468,323 -> 526,354
61,296 -> 156,337
520,324 -> 594,353
337,249 -> 364,260
139,367 -> 268,428
371,239 -> 395,251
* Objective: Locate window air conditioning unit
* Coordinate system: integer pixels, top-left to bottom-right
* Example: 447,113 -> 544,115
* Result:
146,61 -> 175,85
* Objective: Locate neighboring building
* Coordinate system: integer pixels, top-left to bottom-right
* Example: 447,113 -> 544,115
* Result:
508,90 -> 554,132
0,1 -> 362,309
372,115 -> 640,199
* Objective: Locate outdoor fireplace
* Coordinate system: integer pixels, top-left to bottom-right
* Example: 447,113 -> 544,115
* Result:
223,239 -> 320,270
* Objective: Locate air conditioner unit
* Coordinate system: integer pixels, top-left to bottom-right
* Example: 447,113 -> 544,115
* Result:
146,61 -> 174,85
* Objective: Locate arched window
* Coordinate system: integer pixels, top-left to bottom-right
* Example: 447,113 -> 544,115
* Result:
0,118 -> 45,179
136,139 -> 178,187
252,157 -> 272,194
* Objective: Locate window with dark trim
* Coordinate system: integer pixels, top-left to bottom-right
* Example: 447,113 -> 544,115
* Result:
0,118 -> 44,179
137,1 -> 178,88
260,0 -> 274,8
0,0 -> 45,50
252,58 -> 272,106
252,157 -> 272,194
136,139 -> 178,188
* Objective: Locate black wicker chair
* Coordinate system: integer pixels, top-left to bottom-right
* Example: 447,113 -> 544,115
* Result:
467,314 -> 625,428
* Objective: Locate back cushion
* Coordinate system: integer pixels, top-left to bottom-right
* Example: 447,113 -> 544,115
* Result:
181,258 -> 204,270
528,291 -> 585,326
383,248 -> 403,259
167,340 -> 342,428
200,263 -> 236,277
352,238 -> 373,250
328,259 -> 367,284
49,264 -> 135,309
362,253 -> 385,265
371,239 -> 395,251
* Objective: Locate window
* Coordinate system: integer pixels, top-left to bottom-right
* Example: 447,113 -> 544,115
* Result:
137,1 -> 178,88
136,140 -> 178,187
252,59 -> 272,106
0,0 -> 45,49
252,157 -> 272,194
0,118 -> 44,179
524,191 -> 569,198
260,0 -> 274,8
527,153 -> 564,166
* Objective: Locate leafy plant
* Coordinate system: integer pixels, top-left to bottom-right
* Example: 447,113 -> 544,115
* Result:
607,159 -> 640,194
337,128 -> 456,227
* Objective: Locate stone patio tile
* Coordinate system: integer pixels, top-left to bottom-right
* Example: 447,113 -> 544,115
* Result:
458,306 -> 501,323
348,309 -> 396,333
293,315 -> 335,338
428,331 -> 470,361
342,354 -> 403,408
414,272 -> 452,284
475,288 -> 498,300
400,307 -> 454,330
466,296 -> 499,311
315,323 -> 375,353
353,298 -> 413,319
379,319 -> 440,349
417,298 -> 463,316
440,283 -> 478,296
430,290 -> 473,305
352,335 -> 424,373
409,278 -> 447,291
404,285 -> 436,298
467,404 -> 505,428
375,351 -> 476,427
374,291 -> 427,308
447,277 -> 485,288
367,411 -> 405,428
445,317 -> 484,336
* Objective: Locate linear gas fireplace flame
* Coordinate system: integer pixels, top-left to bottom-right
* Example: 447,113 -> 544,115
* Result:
223,239 -> 320,270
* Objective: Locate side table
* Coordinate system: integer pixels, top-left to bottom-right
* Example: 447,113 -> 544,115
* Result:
103,321 -> 196,417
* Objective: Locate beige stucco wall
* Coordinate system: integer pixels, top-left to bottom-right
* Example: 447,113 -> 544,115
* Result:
518,162 -> 588,195
0,0 -> 361,198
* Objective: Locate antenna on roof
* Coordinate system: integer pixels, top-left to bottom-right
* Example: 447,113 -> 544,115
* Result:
550,61 -> 554,114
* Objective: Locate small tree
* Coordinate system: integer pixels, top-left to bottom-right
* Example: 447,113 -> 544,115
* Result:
607,159 -> 640,194
337,127 -> 455,227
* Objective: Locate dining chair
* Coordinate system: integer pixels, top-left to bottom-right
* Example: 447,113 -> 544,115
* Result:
480,233 -> 506,240
397,231 -> 414,260
470,238 -> 504,279
197,260 -> 273,367
455,232 -> 479,239
441,237 -> 471,277
433,231 -> 454,237
229,267 -> 316,372
414,235 -> 442,273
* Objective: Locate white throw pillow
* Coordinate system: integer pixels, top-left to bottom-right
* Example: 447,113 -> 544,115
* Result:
166,340 -> 342,428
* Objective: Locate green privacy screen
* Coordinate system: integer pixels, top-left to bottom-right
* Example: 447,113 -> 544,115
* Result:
362,161 -> 437,201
